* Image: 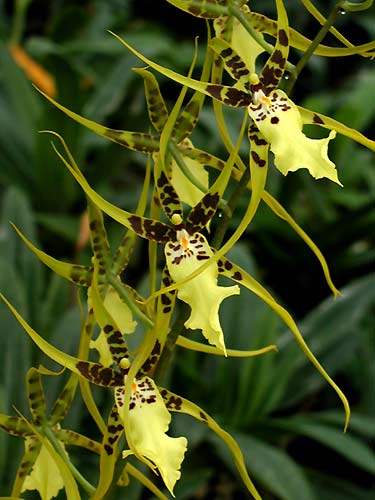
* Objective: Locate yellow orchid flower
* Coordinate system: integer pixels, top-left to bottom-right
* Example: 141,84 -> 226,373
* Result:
116,376 -> 187,497
247,75 -> 340,184
165,214 -> 239,354
21,440 -> 65,500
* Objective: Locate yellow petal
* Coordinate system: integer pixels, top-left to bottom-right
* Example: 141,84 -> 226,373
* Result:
116,378 -> 187,496
231,11 -> 265,74
248,89 -> 341,185
103,286 -> 137,334
171,146 -> 208,207
21,441 -> 65,500
165,230 -> 239,354
90,331 -> 114,367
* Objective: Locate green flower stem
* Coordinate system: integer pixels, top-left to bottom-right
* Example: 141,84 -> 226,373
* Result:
154,303 -> 190,384
169,143 -> 207,193
44,427 -> 96,495
285,0 -> 345,95
211,161 -> 251,250
228,2 -> 275,55
10,0 -> 32,45
177,0 -> 229,17
107,274 -> 154,330
169,143 -> 231,217
102,455 -> 127,500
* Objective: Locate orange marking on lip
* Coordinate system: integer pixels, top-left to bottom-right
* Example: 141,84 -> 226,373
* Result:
260,95 -> 271,106
181,235 -> 189,251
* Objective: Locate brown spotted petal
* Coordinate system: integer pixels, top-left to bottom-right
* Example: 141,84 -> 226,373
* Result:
116,377 -> 187,496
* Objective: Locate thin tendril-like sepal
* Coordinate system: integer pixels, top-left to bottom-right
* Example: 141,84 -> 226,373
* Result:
176,335 -> 277,356
159,387 -> 263,500
218,257 -> 350,431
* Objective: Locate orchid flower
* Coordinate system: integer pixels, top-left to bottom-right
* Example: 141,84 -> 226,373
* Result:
110,0 -> 374,186
34,23 -> 350,296
0,260 -> 265,499
37,132 -> 350,431
0,368 -> 97,498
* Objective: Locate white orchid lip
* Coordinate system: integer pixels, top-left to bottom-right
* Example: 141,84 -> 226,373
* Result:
250,88 -> 291,123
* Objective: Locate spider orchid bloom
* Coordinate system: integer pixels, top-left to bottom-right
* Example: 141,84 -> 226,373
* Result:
110,0 -> 369,187
85,272 -> 187,497
166,214 -> 239,354
0,368 -> 90,499
116,376 -> 187,496
247,73 -> 340,184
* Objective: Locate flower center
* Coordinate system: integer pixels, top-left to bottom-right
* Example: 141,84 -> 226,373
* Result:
176,228 -> 191,252
253,89 -> 273,110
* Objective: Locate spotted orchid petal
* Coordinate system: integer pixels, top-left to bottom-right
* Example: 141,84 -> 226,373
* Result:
159,387 -> 262,500
165,224 -> 239,354
247,9 -> 375,57
248,86 -> 340,184
116,377 -> 187,496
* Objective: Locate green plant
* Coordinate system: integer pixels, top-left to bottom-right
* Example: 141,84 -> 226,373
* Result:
0,0 -> 374,498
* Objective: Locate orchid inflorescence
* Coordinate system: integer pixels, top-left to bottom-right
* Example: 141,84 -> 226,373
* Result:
1,0 -> 374,498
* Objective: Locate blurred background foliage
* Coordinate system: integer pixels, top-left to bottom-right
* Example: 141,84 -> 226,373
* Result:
0,0 -> 374,498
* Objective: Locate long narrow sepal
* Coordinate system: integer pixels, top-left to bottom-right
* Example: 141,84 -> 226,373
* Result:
55,429 -> 101,453
217,257 -> 350,431
11,223 -> 93,286
26,368 -> 46,426
92,403 -> 123,500
299,106 -> 375,152
0,293 -> 123,387
165,0 -> 227,18
109,32 -> 251,108
247,10 -> 375,57
0,413 -> 31,437
159,388 -> 262,500
133,68 -> 169,134
11,438 -> 41,497
176,335 -> 277,356
50,137 -> 175,242
87,201 -> 110,276
36,88 -> 159,152
259,0 -> 289,93
48,374 -> 78,427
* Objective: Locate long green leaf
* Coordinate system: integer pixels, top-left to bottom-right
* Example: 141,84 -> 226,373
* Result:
213,431 -> 315,500
272,417 -> 374,474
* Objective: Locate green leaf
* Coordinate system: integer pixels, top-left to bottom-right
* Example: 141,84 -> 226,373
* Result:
0,187 -> 43,326
272,417 -> 374,474
271,274 -> 375,411
212,431 -> 315,500
307,469 -> 374,500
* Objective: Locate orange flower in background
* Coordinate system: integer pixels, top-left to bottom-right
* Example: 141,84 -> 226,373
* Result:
9,44 -> 56,97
